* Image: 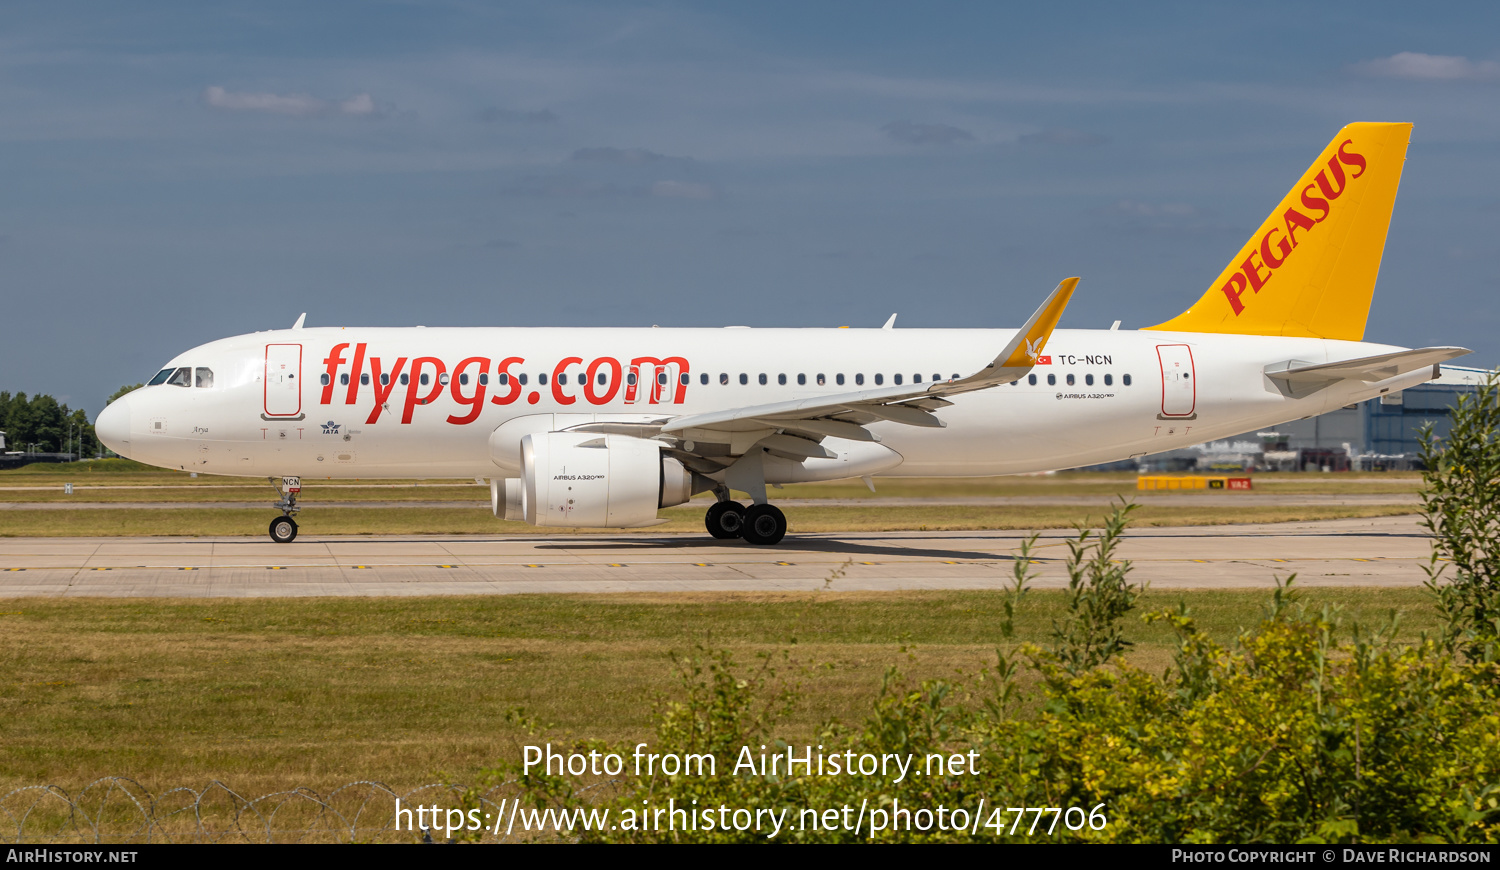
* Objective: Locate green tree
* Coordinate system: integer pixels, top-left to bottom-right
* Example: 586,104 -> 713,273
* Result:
1420,371 -> 1500,662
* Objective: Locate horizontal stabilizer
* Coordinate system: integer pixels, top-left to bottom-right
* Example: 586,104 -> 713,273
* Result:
1265,346 -> 1471,385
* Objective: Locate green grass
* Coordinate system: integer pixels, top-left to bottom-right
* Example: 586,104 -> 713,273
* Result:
0,588 -> 1441,796
0,503 -> 1418,537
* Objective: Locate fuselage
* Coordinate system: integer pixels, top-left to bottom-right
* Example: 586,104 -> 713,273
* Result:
96,325 -> 1431,481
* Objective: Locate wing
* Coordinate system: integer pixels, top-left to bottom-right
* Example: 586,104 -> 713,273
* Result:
563,278 -> 1078,468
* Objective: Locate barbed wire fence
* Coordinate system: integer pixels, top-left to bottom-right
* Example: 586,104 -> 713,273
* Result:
2,777 -> 618,844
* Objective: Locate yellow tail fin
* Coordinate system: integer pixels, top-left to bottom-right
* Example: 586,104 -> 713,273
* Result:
1145,122 -> 1412,340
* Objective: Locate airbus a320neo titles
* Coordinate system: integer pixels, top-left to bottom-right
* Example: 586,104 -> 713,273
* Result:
96,123 -> 1467,545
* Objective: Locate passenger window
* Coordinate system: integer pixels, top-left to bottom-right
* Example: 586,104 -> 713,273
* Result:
720,373 -> 729,385
680,373 -> 689,386
1028,374 -> 1036,385
855,374 -> 864,386
913,373 -> 921,383
459,373 -> 469,386
836,374 -> 845,385
1123,374 -> 1132,386
420,373 -> 430,386
797,374 -> 806,386
599,372 -> 608,385
700,373 -> 708,385
519,373 -> 529,386
499,373 -> 509,386
1103,374 -> 1112,386
657,372 -> 667,386
148,368 -> 174,386
361,374 -> 370,386
1085,374 -> 1094,386
1066,374 -> 1075,386
894,374 -> 902,385
480,373 -> 489,386
381,373 -> 390,386
167,367 -> 191,387
400,373 -> 410,386
340,373 -> 349,386
626,372 -> 637,386
439,373 -> 450,386
777,374 -> 786,385
739,374 -> 748,385
758,373 -> 767,385
1009,380 -> 1018,386
932,374 -> 941,382
817,374 -> 826,386
1047,374 -> 1056,386
952,373 -> 960,379
538,373 -> 548,386
557,373 -> 567,386
320,373 -> 330,386
874,374 -> 884,385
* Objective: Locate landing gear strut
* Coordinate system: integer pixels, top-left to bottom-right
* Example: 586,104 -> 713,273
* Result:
269,476 -> 301,544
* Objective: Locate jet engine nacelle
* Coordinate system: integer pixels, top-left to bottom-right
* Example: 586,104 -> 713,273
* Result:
519,431 -> 703,528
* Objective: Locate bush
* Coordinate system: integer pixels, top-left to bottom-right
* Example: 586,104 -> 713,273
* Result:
1420,371 -> 1500,663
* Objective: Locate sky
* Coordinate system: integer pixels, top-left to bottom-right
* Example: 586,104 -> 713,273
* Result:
3,0 -> 1499,415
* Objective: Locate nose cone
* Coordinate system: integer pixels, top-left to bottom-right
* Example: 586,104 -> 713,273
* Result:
95,396 -> 133,458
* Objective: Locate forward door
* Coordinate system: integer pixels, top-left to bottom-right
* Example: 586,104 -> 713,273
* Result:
264,344 -> 303,418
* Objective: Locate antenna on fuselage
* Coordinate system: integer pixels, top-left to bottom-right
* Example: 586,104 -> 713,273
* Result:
291,313 -> 307,330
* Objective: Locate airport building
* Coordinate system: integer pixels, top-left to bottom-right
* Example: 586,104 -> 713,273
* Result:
1126,365 -> 1491,473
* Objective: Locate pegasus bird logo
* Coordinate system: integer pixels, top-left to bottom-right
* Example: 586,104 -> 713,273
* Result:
1025,336 -> 1044,362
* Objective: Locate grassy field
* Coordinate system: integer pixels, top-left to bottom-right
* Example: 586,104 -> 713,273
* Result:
0,588 -> 1442,796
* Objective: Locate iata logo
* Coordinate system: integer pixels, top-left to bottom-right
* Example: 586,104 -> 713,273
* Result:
1222,139 -> 1367,316
320,420 -> 341,434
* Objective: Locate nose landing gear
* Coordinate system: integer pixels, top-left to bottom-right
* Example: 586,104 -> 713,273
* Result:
268,476 -> 302,544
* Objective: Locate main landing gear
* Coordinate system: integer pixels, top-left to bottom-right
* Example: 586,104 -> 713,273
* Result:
268,476 -> 301,544
704,491 -> 786,546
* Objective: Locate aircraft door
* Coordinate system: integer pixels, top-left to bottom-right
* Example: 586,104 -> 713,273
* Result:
1156,344 -> 1196,418
264,344 -> 303,418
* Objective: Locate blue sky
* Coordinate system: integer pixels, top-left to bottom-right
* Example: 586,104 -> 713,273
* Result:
3,1 -> 1498,412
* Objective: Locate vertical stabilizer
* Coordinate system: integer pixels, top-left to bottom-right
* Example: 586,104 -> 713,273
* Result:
1145,122 -> 1412,340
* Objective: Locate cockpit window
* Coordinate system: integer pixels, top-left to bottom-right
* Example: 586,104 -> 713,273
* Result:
195,368 -> 214,388
148,368 -> 174,386
166,367 -> 192,387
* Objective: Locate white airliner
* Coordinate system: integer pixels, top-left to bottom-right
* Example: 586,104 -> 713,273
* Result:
96,123 -> 1467,545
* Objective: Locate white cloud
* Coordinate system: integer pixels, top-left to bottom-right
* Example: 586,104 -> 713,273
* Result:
571,147 -> 686,165
1349,52 -> 1500,81
201,86 -> 384,117
1104,200 -> 1200,218
650,180 -> 716,200
881,120 -> 975,146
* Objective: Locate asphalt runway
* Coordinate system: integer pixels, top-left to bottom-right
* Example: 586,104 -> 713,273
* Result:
0,515 -> 1433,597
